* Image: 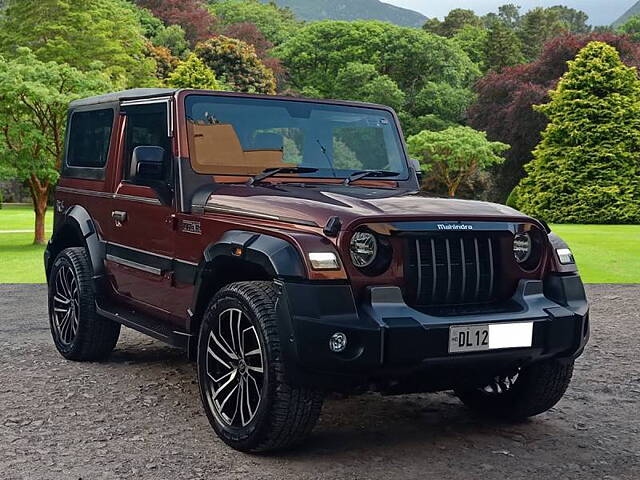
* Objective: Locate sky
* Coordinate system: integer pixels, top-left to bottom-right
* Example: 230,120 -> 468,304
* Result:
382,0 -> 636,26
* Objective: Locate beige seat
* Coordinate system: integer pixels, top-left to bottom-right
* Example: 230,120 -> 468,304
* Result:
187,122 -> 287,175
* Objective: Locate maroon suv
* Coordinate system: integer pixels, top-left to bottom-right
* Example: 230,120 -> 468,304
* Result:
44,88 -> 589,452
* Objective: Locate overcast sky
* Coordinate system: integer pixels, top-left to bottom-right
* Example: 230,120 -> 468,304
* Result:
382,1 -> 636,26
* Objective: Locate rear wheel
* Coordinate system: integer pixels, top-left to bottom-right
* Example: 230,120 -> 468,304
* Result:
197,281 -> 324,452
455,359 -> 574,420
48,247 -> 120,361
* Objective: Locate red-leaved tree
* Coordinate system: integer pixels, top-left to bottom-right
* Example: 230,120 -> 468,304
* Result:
468,33 -> 640,202
136,0 -> 216,45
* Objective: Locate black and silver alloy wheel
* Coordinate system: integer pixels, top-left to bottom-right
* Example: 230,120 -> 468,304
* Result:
48,247 -> 120,361
205,308 -> 265,428
198,281 -> 324,453
52,265 -> 80,347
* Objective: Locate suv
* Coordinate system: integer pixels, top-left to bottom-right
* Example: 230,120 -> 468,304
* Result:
45,88 -> 589,452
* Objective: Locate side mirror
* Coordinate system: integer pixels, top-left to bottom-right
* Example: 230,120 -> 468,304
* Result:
410,158 -> 423,184
130,146 -> 165,182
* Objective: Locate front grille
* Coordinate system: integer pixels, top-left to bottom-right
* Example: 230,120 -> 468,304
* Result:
405,233 -> 504,307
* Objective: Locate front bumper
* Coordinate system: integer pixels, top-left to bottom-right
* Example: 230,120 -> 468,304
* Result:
275,274 -> 589,392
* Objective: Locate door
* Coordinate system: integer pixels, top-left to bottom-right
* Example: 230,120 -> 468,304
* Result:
105,101 -> 177,319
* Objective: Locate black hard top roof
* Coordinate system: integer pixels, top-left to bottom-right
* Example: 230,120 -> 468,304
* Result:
69,88 -> 178,108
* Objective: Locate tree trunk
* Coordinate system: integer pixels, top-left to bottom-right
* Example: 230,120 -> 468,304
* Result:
33,191 -> 48,245
27,176 -> 50,245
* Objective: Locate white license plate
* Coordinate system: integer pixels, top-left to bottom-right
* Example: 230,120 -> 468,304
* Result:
448,322 -> 533,354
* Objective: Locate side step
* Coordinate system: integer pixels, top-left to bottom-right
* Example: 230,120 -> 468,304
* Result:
96,301 -> 192,351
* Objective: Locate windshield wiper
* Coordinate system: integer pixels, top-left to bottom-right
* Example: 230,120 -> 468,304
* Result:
247,166 -> 319,185
343,169 -> 400,185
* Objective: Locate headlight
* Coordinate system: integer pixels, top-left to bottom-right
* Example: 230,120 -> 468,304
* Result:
350,231 -> 378,268
513,233 -> 532,264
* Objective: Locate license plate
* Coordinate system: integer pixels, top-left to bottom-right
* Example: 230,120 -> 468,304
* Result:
448,322 -> 533,354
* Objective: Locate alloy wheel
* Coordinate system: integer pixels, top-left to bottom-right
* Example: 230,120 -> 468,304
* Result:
52,265 -> 80,346
204,308 -> 265,428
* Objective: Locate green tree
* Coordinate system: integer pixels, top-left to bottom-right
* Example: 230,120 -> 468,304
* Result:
414,82 -> 475,124
0,0 -> 155,88
0,50 -> 111,244
168,53 -> 222,89
617,14 -> 640,42
518,42 -> 640,223
452,25 -> 489,71
548,6 -> 591,34
275,21 -> 478,103
407,126 -> 508,197
153,25 -> 190,59
423,8 -> 483,38
210,0 -> 301,45
333,62 -> 405,111
497,4 -> 521,29
518,7 -> 565,61
485,21 -> 525,71
194,36 -> 276,94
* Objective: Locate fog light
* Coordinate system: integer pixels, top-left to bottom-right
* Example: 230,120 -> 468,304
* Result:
556,248 -> 575,264
329,332 -> 347,353
308,252 -> 340,270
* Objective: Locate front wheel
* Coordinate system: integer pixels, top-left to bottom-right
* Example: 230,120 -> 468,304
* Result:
197,281 -> 324,452
455,359 -> 575,420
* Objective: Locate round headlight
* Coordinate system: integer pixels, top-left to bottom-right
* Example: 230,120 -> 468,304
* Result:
350,231 -> 378,268
513,233 -> 532,264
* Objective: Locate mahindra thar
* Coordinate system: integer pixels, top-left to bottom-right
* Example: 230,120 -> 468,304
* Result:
45,89 -> 589,452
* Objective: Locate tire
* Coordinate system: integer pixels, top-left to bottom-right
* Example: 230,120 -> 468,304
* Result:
455,359 -> 575,421
197,281 -> 324,453
48,247 -> 120,361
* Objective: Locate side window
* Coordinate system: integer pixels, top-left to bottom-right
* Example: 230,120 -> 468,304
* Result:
66,109 -> 114,168
123,103 -> 171,181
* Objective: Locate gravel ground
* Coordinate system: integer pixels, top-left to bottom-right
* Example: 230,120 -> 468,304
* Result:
0,284 -> 639,480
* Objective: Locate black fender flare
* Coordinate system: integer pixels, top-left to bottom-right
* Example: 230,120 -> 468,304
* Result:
189,230 -> 307,325
46,205 -> 105,279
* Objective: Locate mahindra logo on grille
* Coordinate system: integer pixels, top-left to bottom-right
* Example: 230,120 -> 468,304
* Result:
437,223 -> 473,231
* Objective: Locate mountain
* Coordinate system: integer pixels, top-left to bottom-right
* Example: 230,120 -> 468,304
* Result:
613,1 -> 640,26
261,0 -> 427,28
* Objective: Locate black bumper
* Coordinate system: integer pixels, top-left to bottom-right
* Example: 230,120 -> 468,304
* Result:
275,274 -> 589,392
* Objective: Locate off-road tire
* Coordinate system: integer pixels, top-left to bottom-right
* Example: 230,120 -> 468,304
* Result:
197,281 -> 324,453
456,359 -> 575,420
48,247 -> 120,361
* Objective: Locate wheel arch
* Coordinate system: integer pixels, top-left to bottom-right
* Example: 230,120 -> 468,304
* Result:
188,230 -> 306,336
46,205 -> 105,281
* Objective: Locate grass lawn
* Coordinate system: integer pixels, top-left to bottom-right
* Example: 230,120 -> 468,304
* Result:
0,205 -> 638,284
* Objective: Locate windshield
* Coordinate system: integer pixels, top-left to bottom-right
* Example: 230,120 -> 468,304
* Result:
184,95 -> 408,180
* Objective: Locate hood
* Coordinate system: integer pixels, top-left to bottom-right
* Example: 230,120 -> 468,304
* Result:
204,183 -> 532,229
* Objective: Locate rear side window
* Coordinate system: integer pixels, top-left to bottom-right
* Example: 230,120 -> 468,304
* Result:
66,109 -> 114,168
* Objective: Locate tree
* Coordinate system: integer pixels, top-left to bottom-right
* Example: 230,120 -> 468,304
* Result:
148,44 -> 179,82
0,0 -> 156,88
275,21 -> 478,107
407,126 -> 508,197
136,0 -> 216,45
548,6 -> 591,34
497,4 -> 521,29
0,50 -> 111,244
194,36 -> 276,94
168,53 -> 222,89
485,21 -> 525,72
221,22 -> 286,88
617,14 -> 640,42
210,0 -> 301,45
452,25 -> 489,71
468,32 -> 640,202
413,82 -> 475,124
153,25 -> 190,59
423,9 -> 483,38
518,42 -> 640,223
333,63 -> 405,111
518,7 -> 565,61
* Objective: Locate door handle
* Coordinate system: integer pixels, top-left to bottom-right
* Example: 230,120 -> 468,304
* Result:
112,210 -> 127,226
